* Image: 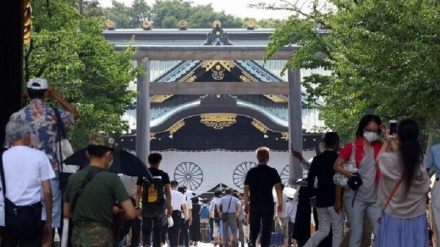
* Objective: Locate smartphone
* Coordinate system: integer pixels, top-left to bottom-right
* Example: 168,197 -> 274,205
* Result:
389,120 -> 397,136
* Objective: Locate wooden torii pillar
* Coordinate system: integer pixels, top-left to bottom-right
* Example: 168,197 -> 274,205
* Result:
132,45 -> 303,183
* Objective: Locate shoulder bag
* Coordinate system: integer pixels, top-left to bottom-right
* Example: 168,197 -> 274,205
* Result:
54,109 -> 76,190
377,177 -> 403,224
221,197 -> 233,222
333,142 -> 356,187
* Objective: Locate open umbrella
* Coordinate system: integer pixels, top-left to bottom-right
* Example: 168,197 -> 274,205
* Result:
63,148 -> 153,181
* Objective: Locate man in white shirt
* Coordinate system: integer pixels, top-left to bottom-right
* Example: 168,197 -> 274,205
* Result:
169,180 -> 188,247
285,196 -> 298,247
2,119 -> 55,246
178,186 -> 193,247
276,185 -> 290,247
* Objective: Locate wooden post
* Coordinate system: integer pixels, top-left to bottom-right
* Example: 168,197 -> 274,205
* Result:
288,69 -> 303,183
136,59 -> 150,164
0,1 -> 23,149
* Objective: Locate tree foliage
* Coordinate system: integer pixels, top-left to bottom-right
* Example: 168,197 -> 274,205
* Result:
263,0 -> 440,143
27,0 -> 142,150
104,0 -> 282,29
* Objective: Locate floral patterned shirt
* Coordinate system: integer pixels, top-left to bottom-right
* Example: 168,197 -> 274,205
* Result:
9,99 -> 74,176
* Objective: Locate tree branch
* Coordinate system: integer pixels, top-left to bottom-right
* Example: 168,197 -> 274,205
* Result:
24,39 -> 34,82
46,0 -> 52,18
35,57 -> 62,77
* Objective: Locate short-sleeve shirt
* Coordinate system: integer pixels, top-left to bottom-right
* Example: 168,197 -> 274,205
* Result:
170,190 -> 186,211
3,146 -> 55,206
339,137 -> 382,167
339,137 -> 383,181
136,167 -> 170,204
9,99 -> 74,175
217,195 -> 241,213
244,164 -> 281,207
119,175 -> 138,198
209,197 -> 221,213
136,168 -> 170,188
64,165 -> 130,226
426,144 -> 440,178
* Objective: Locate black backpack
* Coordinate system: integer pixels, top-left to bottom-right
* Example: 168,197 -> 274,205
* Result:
142,176 -> 165,206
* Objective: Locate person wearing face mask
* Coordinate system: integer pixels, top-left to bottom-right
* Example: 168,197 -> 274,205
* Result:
333,114 -> 383,247
63,133 -> 136,246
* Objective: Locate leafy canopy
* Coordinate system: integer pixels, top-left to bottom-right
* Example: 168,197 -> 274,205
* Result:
263,0 -> 440,143
105,0 -> 282,29
27,0 -> 143,150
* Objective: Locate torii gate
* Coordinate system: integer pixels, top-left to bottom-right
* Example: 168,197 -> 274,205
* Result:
121,44 -> 304,183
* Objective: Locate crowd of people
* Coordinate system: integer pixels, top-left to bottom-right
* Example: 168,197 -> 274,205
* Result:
290,115 -> 435,247
0,77 -> 439,247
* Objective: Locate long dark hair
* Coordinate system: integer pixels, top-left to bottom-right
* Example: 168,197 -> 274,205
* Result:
397,119 -> 423,196
355,114 -> 382,139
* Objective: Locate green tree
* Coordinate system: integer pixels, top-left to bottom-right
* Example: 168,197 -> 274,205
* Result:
251,18 -> 282,28
105,0 -> 245,29
149,0 -> 244,28
262,0 -> 440,143
27,0 -> 142,150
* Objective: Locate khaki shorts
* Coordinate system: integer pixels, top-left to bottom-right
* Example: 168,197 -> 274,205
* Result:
280,217 -> 289,236
214,221 -> 220,237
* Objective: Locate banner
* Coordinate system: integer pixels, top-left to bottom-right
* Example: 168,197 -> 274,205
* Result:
157,149 -> 316,194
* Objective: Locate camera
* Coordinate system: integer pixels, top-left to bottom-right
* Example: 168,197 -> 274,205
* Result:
389,120 -> 397,136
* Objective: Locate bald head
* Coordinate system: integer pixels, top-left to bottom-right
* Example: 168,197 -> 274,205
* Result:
256,146 -> 270,163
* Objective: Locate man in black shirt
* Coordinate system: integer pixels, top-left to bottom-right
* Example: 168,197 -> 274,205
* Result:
243,147 -> 283,247
136,153 -> 172,247
304,132 -> 343,247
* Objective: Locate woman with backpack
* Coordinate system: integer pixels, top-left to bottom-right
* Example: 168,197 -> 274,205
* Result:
199,199 -> 210,243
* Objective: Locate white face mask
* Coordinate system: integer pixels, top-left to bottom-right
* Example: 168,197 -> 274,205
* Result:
363,131 -> 379,143
319,143 -> 325,153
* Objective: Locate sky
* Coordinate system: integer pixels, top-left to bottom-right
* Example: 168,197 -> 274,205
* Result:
97,0 -> 315,20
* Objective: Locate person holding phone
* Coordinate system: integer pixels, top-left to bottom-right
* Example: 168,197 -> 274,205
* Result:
333,114 -> 383,247
388,120 -> 397,136
375,119 -> 430,246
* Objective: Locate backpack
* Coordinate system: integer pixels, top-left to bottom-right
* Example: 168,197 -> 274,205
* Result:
141,175 -> 165,217
200,205 -> 209,219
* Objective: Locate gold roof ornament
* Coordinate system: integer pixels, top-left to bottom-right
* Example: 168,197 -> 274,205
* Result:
141,20 -> 152,30
105,19 -> 115,30
212,20 -> 221,28
251,119 -> 268,133
247,19 -> 256,30
178,20 -> 187,30
200,114 -> 237,130
169,120 -> 185,135
23,0 -> 32,44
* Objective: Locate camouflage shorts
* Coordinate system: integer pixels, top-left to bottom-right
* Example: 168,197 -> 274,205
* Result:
72,222 -> 113,247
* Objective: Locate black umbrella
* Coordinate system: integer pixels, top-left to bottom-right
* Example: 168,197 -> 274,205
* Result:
64,148 -> 153,181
